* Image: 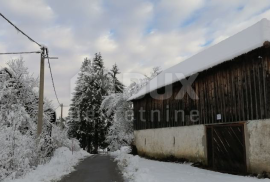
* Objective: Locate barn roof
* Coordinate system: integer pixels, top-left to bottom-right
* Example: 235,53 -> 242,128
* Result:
129,18 -> 270,101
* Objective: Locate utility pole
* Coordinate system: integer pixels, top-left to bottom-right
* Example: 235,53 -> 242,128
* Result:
60,103 -> 64,128
37,47 -> 46,138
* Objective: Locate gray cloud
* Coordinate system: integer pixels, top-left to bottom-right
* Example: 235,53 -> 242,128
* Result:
0,0 -> 270,117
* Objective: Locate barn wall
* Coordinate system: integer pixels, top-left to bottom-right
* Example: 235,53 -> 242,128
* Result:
246,119 -> 270,174
133,45 -> 270,130
134,125 -> 207,163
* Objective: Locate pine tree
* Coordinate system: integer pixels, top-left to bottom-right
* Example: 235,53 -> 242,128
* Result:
109,64 -> 124,93
91,53 -> 110,153
68,53 -> 111,153
68,58 -> 94,152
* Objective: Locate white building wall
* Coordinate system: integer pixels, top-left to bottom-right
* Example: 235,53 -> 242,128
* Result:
134,120 -> 270,174
134,125 -> 207,163
246,119 -> 270,174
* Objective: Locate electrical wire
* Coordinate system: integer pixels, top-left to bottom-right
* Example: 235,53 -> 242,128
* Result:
0,12 -> 42,47
0,12 -> 66,108
0,51 -> 41,55
47,56 -> 61,107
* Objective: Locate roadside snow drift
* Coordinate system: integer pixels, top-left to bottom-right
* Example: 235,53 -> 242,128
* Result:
4,147 -> 90,182
111,148 -> 270,182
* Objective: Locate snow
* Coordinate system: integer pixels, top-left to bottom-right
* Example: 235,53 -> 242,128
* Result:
111,148 -> 270,182
129,18 -> 270,100
3,147 -> 90,182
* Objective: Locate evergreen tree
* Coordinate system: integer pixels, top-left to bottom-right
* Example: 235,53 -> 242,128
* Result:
91,53 -> 107,153
109,64 -> 124,93
68,58 -> 94,152
68,53 -> 112,154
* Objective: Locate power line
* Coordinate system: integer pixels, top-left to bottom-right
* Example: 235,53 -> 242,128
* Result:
0,12 -> 66,136
46,56 -> 61,106
0,51 -> 41,55
0,12 -> 41,47
0,12 -> 65,109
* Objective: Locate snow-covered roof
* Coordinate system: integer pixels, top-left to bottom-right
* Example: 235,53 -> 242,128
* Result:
129,18 -> 270,101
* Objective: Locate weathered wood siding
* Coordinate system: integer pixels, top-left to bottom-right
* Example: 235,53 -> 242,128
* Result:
133,45 -> 270,130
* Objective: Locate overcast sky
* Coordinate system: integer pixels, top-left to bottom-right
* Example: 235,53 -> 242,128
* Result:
1,0 -> 270,117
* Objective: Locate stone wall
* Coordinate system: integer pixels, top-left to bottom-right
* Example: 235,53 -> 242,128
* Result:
246,119 -> 270,174
135,120 -> 270,174
134,125 -> 207,163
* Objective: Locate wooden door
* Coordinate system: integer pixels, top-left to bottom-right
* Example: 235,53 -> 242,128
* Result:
207,124 -> 247,174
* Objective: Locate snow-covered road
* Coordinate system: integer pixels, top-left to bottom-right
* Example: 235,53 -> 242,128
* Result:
58,155 -> 124,182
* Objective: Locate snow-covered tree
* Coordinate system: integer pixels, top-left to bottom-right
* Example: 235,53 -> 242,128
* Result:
68,53 -> 112,153
68,58 -> 94,152
101,67 -> 161,151
0,58 -> 76,180
109,64 -> 124,94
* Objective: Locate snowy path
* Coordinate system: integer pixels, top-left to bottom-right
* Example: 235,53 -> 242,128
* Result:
136,158 -> 270,182
58,155 -> 124,182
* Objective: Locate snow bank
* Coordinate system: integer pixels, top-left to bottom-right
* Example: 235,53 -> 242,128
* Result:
110,147 -> 156,182
111,148 -> 270,182
4,147 -> 90,182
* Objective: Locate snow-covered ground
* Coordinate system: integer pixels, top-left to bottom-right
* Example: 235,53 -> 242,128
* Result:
111,148 -> 270,182
3,147 -> 90,182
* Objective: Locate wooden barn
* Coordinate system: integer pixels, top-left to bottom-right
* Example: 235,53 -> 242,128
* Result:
129,18 -> 270,174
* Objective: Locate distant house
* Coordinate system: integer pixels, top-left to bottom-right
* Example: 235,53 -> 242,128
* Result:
129,18 -> 270,174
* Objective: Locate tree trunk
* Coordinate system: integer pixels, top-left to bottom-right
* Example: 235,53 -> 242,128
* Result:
93,120 -> 99,154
